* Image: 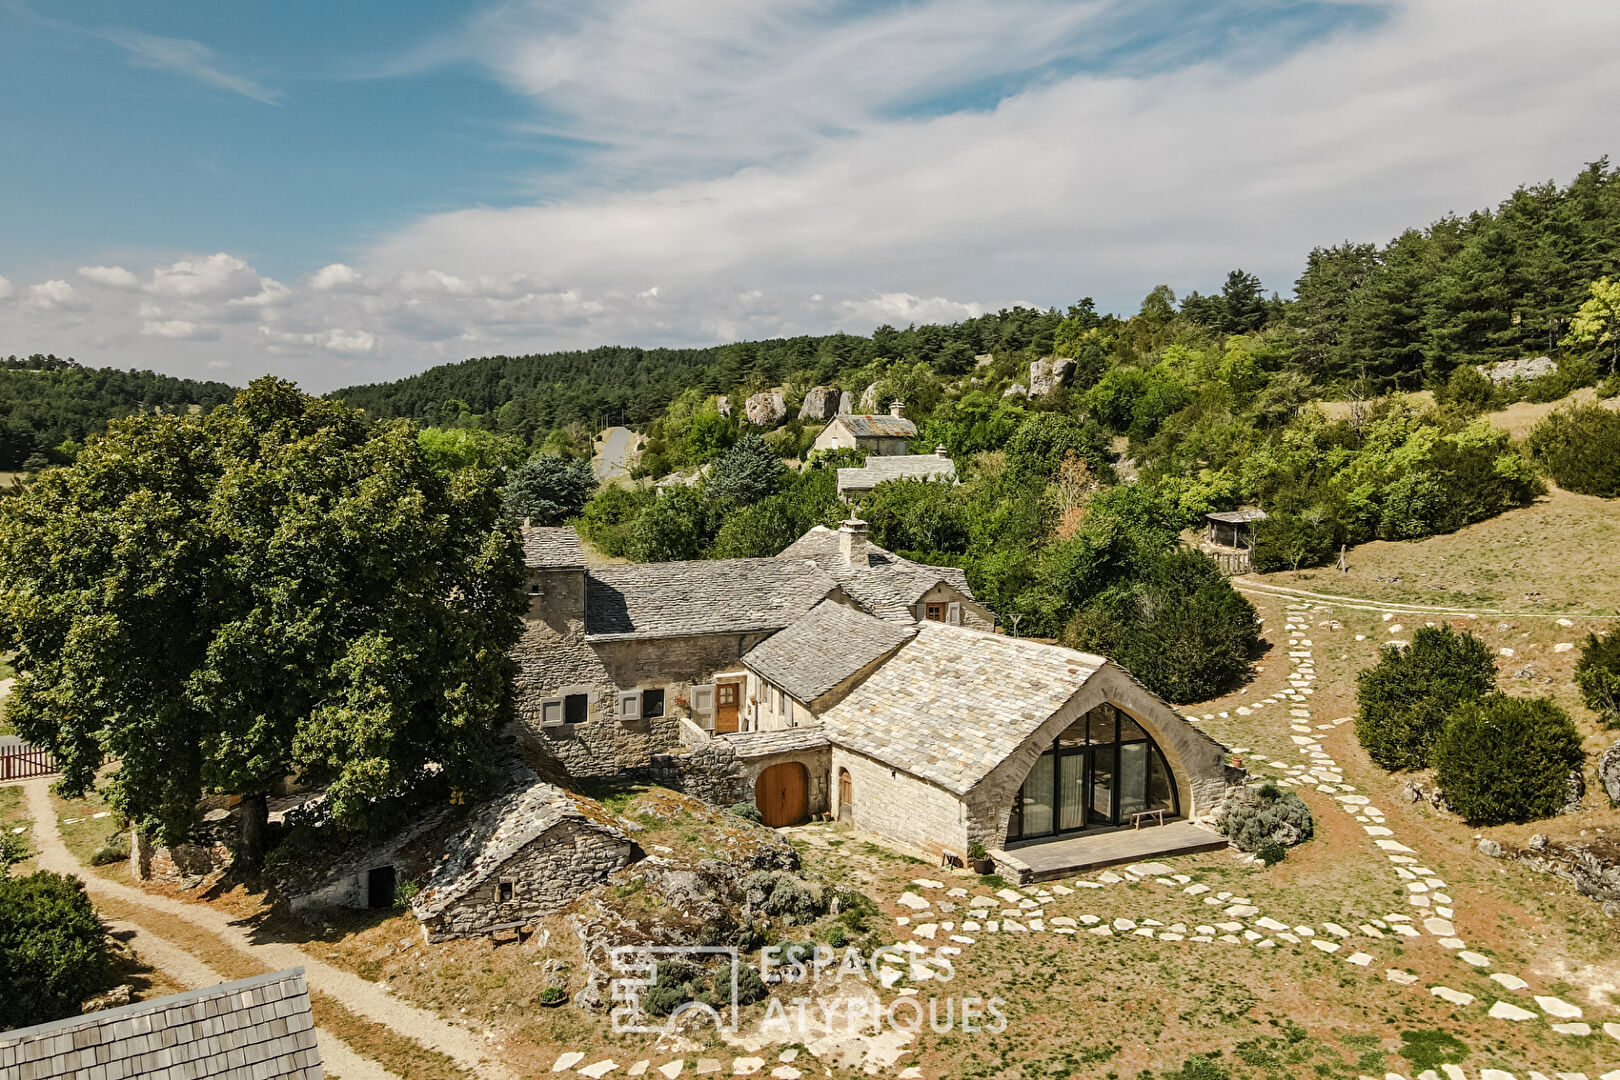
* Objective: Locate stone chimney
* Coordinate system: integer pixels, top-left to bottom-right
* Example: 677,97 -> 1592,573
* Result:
838,518 -> 870,568
935,444 -> 949,458
889,400 -> 905,419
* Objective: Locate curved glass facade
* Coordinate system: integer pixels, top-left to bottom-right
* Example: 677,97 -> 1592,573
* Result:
1008,703 -> 1177,842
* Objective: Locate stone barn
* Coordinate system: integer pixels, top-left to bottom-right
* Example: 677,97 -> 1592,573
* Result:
810,402 -> 918,456
411,769 -> 636,942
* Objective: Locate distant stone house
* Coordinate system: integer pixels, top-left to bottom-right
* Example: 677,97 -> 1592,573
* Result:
811,403 -> 918,456
0,968 -> 322,1080
411,764 -> 635,942
835,446 -> 956,500
514,520 -> 989,777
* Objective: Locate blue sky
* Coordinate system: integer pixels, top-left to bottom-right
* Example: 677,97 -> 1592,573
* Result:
0,1 -> 1615,389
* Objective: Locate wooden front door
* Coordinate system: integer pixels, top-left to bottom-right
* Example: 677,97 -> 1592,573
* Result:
756,762 -> 808,827
715,682 -> 740,734
837,769 -> 852,821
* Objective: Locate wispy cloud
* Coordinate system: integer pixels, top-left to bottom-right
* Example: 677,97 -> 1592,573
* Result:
98,27 -> 281,104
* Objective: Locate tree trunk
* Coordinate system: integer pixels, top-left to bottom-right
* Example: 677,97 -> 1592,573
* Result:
238,793 -> 269,870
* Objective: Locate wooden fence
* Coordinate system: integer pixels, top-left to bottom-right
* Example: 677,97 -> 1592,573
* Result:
0,742 -> 58,781
1207,550 -> 1251,576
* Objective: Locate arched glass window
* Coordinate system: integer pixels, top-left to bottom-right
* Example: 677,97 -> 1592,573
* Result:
1008,704 -> 1177,842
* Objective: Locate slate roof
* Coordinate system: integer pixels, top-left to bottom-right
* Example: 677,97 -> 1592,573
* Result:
837,455 -> 956,491
777,526 -> 979,623
523,526 -> 587,570
412,764 -> 631,919
831,414 -> 917,439
1206,508 -> 1268,524
818,622 -> 1109,795
0,969 -> 321,1080
719,727 -> 832,758
585,559 -> 841,641
741,599 -> 915,706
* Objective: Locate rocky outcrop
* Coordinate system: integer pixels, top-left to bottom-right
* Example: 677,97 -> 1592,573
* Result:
1600,742 -> 1620,806
1563,768 -> 1587,814
1400,778 -> 1449,813
715,396 -> 732,418
745,391 -> 786,427
1476,355 -> 1556,384
859,383 -> 879,413
838,390 -> 854,415
1027,356 -> 1075,397
798,386 -> 841,422
1509,836 -> 1620,917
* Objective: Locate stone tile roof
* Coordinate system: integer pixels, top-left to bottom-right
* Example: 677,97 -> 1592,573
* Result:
776,526 -> 978,622
837,455 -> 956,491
0,968 -> 321,1079
832,414 -> 917,439
523,525 -> 587,570
585,559 -> 841,640
412,764 -> 631,919
819,623 -> 1109,795
719,727 -> 832,758
741,599 -> 915,705
1205,508 -> 1267,524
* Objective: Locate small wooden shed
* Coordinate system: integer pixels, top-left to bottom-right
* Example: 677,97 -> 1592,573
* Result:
1204,508 -> 1267,549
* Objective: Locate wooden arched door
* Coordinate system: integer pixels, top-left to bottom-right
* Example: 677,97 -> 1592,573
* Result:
756,762 -> 809,827
837,769 -> 852,821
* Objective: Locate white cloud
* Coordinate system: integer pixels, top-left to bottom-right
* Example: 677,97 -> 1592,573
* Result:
308,263 -> 364,291
3,0 -> 1620,391
0,276 -> 13,302
99,28 -> 279,105
145,253 -> 264,300
25,280 -> 89,312
140,319 -> 220,341
77,265 -> 142,290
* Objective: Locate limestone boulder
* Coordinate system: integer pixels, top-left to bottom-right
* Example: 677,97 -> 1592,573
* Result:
798,386 -> 841,422
1563,768 -> 1587,814
859,383 -> 880,413
1600,742 -> 1620,806
1476,355 -> 1556,385
837,390 -> 854,415
1027,356 -> 1076,397
745,391 -> 787,427
715,395 -> 731,418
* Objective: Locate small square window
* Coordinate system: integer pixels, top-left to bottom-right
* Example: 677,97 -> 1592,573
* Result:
642,688 -> 666,718
498,880 -> 514,903
564,693 -> 588,724
925,602 -> 946,622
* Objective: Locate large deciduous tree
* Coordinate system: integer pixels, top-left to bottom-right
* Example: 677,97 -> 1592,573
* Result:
0,378 -> 526,862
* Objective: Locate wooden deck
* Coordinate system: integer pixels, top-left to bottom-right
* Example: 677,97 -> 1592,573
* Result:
990,820 -> 1227,883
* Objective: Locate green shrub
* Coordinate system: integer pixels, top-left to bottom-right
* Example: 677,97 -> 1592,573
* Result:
503,453 -> 596,525
0,831 -> 28,872
1248,512 -> 1335,572
1168,1053 -> 1229,1080
1214,784 -> 1314,852
1433,695 -> 1585,825
1355,626 -> 1497,771
743,871 -> 827,924
1397,1029 -> 1468,1071
1575,630 -> 1620,726
89,833 -> 129,866
733,960 -> 767,1005
1527,402 -> 1620,497
707,497 -> 800,559
727,801 -> 763,824
0,871 -> 112,1027
1255,840 -> 1287,867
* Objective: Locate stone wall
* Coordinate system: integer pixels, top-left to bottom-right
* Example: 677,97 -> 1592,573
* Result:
832,746 -> 968,857
419,819 -> 634,942
130,828 -> 234,886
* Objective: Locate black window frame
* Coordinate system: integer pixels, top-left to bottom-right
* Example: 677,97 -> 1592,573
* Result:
1009,705 -> 1178,841
564,693 -> 589,724
641,688 -> 666,718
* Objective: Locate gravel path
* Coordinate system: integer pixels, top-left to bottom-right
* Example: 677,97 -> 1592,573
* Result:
23,779 -> 507,1080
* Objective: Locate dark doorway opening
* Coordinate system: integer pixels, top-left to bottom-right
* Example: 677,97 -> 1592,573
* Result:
367,865 -> 396,909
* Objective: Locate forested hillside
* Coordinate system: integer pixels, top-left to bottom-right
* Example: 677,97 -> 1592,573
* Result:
0,355 -> 236,470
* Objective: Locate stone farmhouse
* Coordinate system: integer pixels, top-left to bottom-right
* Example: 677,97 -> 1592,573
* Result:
835,445 -> 957,501
513,517 -> 1232,880
810,402 -> 917,456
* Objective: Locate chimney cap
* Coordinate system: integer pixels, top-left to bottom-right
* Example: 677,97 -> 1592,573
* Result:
934,444 -> 949,458
888,400 -> 905,417
839,517 -> 869,532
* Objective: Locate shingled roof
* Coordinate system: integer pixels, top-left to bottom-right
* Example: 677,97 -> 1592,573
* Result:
837,455 -> 956,492
830,414 -> 917,439
742,599 -> 915,706
585,559 -> 841,640
523,526 -> 587,570
777,525 -> 979,623
819,623 -> 1110,795
0,969 -> 321,1080
412,765 -> 631,920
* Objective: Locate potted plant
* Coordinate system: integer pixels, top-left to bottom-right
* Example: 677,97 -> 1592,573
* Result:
968,843 -> 994,875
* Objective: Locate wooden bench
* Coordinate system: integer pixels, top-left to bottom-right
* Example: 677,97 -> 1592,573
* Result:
1130,809 -> 1166,830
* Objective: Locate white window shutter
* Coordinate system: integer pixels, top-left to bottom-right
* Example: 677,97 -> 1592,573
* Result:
540,698 -> 564,727
692,684 -> 716,729
947,601 -> 962,625
618,690 -> 640,721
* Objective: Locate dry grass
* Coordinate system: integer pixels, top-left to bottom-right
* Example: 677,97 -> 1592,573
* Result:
1254,485 -> 1620,613
1481,386 -> 1620,440
0,783 -> 38,875
50,785 -> 129,876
